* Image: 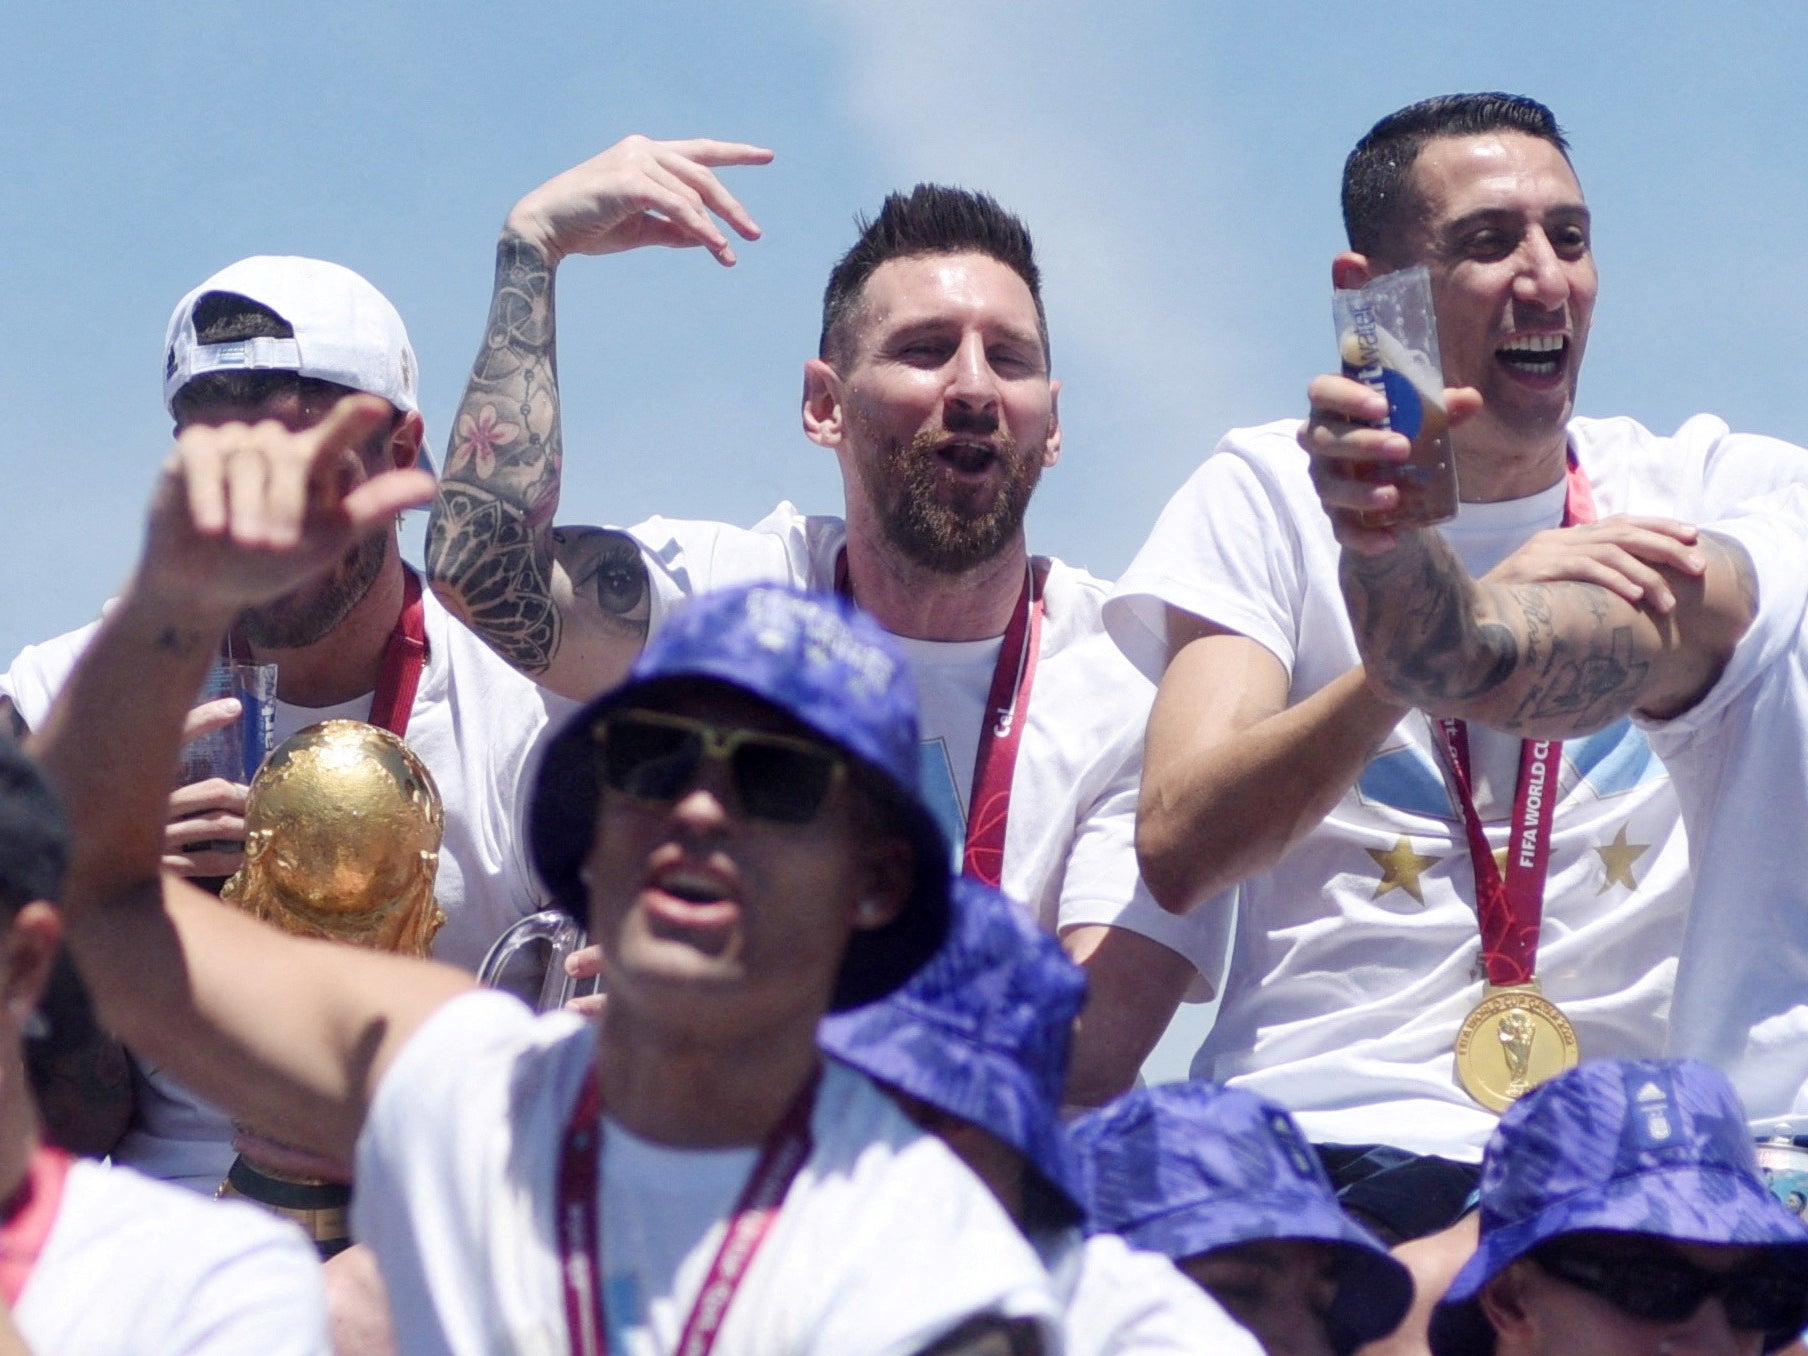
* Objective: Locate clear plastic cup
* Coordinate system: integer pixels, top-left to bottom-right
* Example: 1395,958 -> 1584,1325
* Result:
1333,265 -> 1458,527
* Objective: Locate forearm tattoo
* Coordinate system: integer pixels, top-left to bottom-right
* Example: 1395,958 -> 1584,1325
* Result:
427,232 -> 567,671
1341,527 -> 1750,736
1342,533 -> 1520,707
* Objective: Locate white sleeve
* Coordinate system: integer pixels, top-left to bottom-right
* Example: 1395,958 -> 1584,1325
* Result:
158,1221 -> 331,1356
19,1163 -> 330,1356
1105,424 -> 1309,681
1643,488 -> 1808,744
0,620 -> 100,731
1052,726 -> 1229,999
1695,422 -> 1808,520
353,990 -> 578,1349
626,505 -> 815,631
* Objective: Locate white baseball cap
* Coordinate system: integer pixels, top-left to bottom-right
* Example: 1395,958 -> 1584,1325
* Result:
163,256 -> 419,417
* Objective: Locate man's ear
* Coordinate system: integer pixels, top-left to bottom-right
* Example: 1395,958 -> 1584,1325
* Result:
802,359 -> 845,450
388,411 -> 428,472
849,836 -> 913,932
1041,379 -> 1062,469
1332,252 -> 1376,291
0,902 -> 60,1035
1477,1264 -> 1536,1343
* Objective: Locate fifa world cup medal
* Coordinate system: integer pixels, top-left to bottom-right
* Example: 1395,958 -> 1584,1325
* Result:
1454,982 -> 1579,1113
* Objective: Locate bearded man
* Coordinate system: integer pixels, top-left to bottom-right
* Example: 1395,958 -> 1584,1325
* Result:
426,136 -> 1220,1104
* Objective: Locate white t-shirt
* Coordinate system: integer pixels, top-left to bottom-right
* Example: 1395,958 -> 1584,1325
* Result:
1104,414 -> 1808,1158
1,574 -> 577,1190
16,1155 -> 328,1355
354,989 -> 1059,1356
1644,490 -> 1808,1135
1042,1229 -> 1264,1356
628,503 -> 1225,998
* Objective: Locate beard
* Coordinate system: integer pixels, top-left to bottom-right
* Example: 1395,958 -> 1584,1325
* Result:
859,425 -> 1044,575
237,530 -> 389,650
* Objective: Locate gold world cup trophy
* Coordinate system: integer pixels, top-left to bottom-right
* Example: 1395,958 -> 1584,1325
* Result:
215,719 -> 446,1256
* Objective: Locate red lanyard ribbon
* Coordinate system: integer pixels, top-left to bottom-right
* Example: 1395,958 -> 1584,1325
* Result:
557,1069 -> 818,1356
961,564 -> 1043,888
833,553 -> 1044,888
1430,452 -> 1595,988
367,569 -> 428,739
0,1146 -> 72,1306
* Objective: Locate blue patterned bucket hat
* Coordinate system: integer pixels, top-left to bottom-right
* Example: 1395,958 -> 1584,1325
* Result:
818,876 -> 1086,1216
1430,1059 -> 1808,1356
528,583 -> 951,1011
1071,1082 -> 1412,1355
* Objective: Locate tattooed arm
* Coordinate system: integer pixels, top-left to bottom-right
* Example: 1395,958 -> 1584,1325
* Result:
1340,525 -> 1755,739
426,136 -> 773,703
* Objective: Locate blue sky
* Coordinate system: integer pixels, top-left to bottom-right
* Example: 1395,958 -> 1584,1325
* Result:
6,1 -> 1808,669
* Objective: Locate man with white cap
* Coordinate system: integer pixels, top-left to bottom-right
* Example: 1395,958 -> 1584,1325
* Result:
0,256 -> 573,1190
1,258 -> 575,1351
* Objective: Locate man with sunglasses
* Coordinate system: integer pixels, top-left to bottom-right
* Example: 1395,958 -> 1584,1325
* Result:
1427,1059 -> 1808,1356
425,136 -> 1220,1106
30,396 -> 1059,1353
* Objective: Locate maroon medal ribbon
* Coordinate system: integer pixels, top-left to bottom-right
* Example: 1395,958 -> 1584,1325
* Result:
961,565 -> 1043,888
366,569 -> 428,739
557,1068 -> 818,1356
1429,453 -> 1596,988
0,1146 -> 72,1307
833,551 -> 1044,888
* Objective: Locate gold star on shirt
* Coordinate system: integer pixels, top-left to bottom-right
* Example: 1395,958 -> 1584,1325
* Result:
1492,846 -> 1510,880
1368,837 -> 1442,905
1596,824 -> 1650,893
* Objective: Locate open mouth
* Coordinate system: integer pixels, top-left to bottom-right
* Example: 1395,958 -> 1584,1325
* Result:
1496,333 -> 1568,378
934,439 -> 999,475
655,868 -> 734,907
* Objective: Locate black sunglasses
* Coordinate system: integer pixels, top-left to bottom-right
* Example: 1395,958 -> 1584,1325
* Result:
593,710 -> 846,826
1531,1236 -> 1808,1334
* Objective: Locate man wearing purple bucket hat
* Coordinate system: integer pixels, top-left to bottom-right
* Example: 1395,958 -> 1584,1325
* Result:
1071,1083 -> 1413,1356
1428,1060 -> 1808,1356
24,396 -> 1059,1354
821,876 -> 1263,1355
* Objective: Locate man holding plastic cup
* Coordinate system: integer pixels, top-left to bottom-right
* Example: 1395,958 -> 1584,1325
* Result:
1102,91 -> 1808,1328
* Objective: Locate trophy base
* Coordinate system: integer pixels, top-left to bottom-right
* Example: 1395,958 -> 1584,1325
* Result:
217,1156 -> 352,1259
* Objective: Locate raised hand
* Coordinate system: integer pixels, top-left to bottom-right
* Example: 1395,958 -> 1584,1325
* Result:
142,396 -> 436,618
504,135 -> 774,267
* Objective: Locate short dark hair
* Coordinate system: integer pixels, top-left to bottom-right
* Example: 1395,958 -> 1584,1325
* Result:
819,185 -> 1048,367
0,739 -> 67,916
167,290 -> 359,425
1342,93 -> 1571,261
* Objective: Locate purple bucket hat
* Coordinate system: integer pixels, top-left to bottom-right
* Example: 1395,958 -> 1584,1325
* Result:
528,583 -> 951,1011
818,876 -> 1087,1217
1430,1058 -> 1808,1356
1071,1082 -> 1412,1356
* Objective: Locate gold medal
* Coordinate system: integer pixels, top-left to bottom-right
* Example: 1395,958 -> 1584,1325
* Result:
1454,983 -> 1580,1113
